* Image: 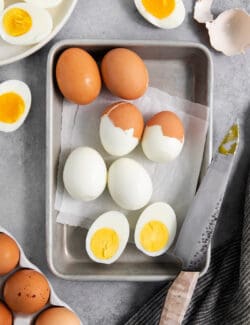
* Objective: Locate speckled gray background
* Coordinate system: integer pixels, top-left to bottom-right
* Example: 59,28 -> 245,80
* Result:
0,1 -> 249,324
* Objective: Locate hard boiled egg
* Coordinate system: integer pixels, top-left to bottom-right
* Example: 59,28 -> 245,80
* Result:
100,102 -> 144,156
134,0 -> 185,29
108,158 -> 153,210
0,80 -> 31,133
86,211 -> 129,264
142,111 -> 184,163
134,202 -> 177,257
63,147 -> 107,202
24,0 -> 62,9
0,3 -> 53,45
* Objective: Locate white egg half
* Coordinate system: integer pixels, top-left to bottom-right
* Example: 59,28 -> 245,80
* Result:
134,202 -> 177,257
63,147 -> 107,202
142,125 -> 184,163
0,3 -> 53,45
108,158 -> 153,211
100,115 -> 139,156
0,80 -> 31,133
86,211 -> 130,264
23,0 -> 62,9
0,0 -> 4,12
134,0 -> 185,29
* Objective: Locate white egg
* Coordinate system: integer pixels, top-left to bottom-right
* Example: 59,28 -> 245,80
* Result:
86,211 -> 129,264
134,0 -> 185,29
0,80 -> 31,133
134,202 -> 177,257
23,0 -> 62,9
0,3 -> 53,45
108,158 -> 153,210
0,0 -> 4,12
63,147 -> 107,202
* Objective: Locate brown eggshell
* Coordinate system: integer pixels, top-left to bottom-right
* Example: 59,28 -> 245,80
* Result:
56,48 -> 101,105
0,233 -> 20,275
147,111 -> 184,141
4,269 -> 50,314
35,307 -> 81,325
102,102 -> 144,139
101,48 -> 149,100
0,301 -> 13,325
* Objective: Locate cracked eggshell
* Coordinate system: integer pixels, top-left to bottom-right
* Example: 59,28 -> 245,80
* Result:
194,0 -> 214,23
206,9 -> 250,56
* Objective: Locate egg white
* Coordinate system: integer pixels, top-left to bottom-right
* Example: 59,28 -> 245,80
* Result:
134,202 -> 177,257
100,115 -> 139,156
0,3 -> 53,45
142,125 -> 184,163
108,158 -> 153,211
23,0 -> 62,8
86,211 -> 130,264
0,0 -> 4,12
0,80 -> 31,133
134,0 -> 185,29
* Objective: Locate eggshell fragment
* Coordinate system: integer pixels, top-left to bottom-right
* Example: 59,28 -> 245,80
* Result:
206,9 -> 250,56
35,307 -> 81,325
194,0 -> 214,23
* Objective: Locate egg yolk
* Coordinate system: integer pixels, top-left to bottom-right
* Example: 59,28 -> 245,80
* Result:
140,221 -> 169,252
0,92 -> 25,124
142,0 -> 175,19
91,228 -> 119,260
3,8 -> 32,36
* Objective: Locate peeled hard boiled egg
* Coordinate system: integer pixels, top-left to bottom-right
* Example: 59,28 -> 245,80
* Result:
63,147 -> 107,202
0,80 -> 31,133
134,0 -> 185,29
35,307 -> 81,325
24,0 -> 62,8
100,102 -> 144,156
86,211 -> 129,264
108,158 -> 153,210
101,48 -> 149,100
0,3 -> 53,45
134,202 -> 177,257
142,111 -> 184,163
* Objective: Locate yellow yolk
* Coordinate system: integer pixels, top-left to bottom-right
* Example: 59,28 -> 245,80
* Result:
91,228 -> 119,260
140,221 -> 169,252
142,0 -> 176,19
0,92 -> 25,124
3,8 -> 32,37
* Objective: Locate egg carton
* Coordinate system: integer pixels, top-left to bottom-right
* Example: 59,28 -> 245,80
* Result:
0,225 -> 82,325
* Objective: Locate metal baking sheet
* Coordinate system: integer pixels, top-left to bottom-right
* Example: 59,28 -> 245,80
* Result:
46,40 -> 213,281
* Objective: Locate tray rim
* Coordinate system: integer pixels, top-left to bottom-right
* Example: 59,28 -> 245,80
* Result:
46,39 -> 213,281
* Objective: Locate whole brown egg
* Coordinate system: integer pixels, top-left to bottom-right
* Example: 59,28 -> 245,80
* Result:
0,233 -> 20,275
56,48 -> 101,105
35,307 -> 81,325
0,301 -> 12,325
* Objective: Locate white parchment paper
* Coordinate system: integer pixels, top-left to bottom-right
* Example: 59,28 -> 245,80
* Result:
55,87 -> 209,232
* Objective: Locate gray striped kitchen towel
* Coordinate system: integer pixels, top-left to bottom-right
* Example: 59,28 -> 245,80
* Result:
126,158 -> 250,324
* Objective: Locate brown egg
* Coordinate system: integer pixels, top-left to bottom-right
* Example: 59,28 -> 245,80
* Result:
0,301 -> 12,325
0,233 -> 20,275
4,269 -> 50,314
35,307 -> 81,325
56,48 -> 101,105
101,48 -> 149,100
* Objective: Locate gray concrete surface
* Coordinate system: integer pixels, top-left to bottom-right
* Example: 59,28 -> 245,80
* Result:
0,0 -> 249,324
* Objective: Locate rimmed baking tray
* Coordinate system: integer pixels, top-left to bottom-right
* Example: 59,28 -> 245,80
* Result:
46,40 -> 213,281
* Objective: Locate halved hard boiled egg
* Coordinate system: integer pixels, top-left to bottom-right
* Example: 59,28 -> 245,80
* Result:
0,3 -> 53,45
100,102 -> 144,156
134,0 -> 185,29
24,0 -> 62,9
86,211 -> 129,264
134,202 -> 177,257
142,111 -> 184,163
0,80 -> 31,132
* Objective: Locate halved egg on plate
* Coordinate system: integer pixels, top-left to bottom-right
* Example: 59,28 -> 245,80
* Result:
86,211 -> 130,264
134,0 -> 185,29
0,80 -> 31,132
23,0 -> 63,9
134,202 -> 177,257
0,3 -> 53,45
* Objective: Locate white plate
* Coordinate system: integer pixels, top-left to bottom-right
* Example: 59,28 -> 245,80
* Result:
0,0 -> 78,66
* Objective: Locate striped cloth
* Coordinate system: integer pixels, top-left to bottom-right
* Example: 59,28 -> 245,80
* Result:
125,171 -> 250,325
